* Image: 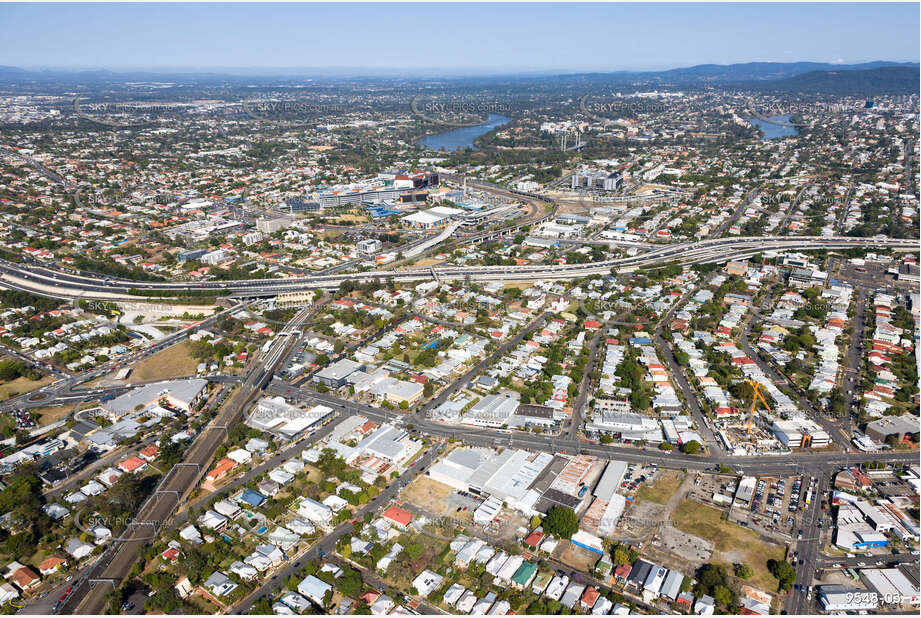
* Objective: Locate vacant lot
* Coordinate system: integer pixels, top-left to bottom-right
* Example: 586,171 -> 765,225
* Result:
34,403 -> 84,426
0,375 -> 53,401
402,475 -> 454,515
635,470 -> 684,505
128,340 -> 198,383
554,540 -> 601,573
672,499 -> 786,592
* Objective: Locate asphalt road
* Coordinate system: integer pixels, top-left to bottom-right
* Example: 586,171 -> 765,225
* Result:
738,308 -> 850,449
273,378 -> 917,477
64,308 -> 316,614
652,285 -> 719,450
785,474 -> 827,615
231,442 -> 446,614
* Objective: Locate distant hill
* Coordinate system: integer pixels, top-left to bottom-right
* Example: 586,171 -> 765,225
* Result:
752,66 -> 920,96
0,61 -> 917,95
655,60 -> 916,82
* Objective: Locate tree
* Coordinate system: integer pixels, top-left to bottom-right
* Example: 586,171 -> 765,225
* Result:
249,597 -> 273,615
612,546 -> 631,566
542,506 -> 579,539
423,382 -> 434,398
681,440 -> 701,454
767,559 -> 796,590
735,564 -> 754,579
696,563 -> 729,596
337,566 -> 363,598
713,585 -> 733,607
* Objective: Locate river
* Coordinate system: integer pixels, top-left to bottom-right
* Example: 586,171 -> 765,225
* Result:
747,114 -> 800,140
419,114 -> 510,151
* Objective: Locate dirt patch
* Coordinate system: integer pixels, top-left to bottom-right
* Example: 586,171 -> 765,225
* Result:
657,525 -> 714,563
553,540 -> 601,572
401,475 -> 455,515
672,499 -> 786,593
411,257 -> 448,268
635,470 -> 685,505
301,464 -> 323,484
0,375 -> 53,401
128,340 -> 199,383
34,403 -> 84,425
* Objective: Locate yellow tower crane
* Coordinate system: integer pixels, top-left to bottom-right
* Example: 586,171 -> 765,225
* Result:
745,379 -> 771,434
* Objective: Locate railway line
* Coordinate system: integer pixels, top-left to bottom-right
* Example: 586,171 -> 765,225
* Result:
62,307 -> 316,615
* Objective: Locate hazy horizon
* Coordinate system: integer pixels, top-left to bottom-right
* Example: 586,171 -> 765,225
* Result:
1,3 -> 918,74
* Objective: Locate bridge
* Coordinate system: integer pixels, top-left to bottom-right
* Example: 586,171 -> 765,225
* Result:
1,235 -> 916,302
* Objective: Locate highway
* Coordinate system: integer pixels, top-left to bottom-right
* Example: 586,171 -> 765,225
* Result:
1,235 -> 916,301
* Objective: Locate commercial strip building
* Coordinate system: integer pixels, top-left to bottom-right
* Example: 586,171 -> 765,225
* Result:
771,418 -> 831,449
100,378 -> 208,420
245,396 -> 334,439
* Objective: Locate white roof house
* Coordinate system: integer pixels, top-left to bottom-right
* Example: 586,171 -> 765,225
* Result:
412,569 -> 444,597
297,575 -> 332,606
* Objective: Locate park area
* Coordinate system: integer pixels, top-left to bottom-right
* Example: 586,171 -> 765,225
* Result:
672,499 -> 786,592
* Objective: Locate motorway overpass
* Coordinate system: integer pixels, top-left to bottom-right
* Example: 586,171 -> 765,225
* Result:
0,235 -> 916,301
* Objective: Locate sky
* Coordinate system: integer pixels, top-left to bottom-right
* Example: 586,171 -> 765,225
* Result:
0,2 -> 918,74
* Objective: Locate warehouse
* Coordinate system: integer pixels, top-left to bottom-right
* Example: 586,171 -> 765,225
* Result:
246,397 -> 333,439
400,206 -> 462,229
428,447 -> 552,515
861,568 -> 919,606
428,448 -> 487,490
462,393 -> 519,427
865,415 -> 920,444
313,358 -> 364,388
100,378 -> 208,420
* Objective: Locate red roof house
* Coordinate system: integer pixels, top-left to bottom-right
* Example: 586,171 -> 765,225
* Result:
382,505 -> 413,529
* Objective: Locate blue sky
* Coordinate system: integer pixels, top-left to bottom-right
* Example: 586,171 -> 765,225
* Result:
0,2 -> 918,74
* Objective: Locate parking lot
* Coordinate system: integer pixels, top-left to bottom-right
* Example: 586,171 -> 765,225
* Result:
687,472 -> 814,541
619,463 -> 662,497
